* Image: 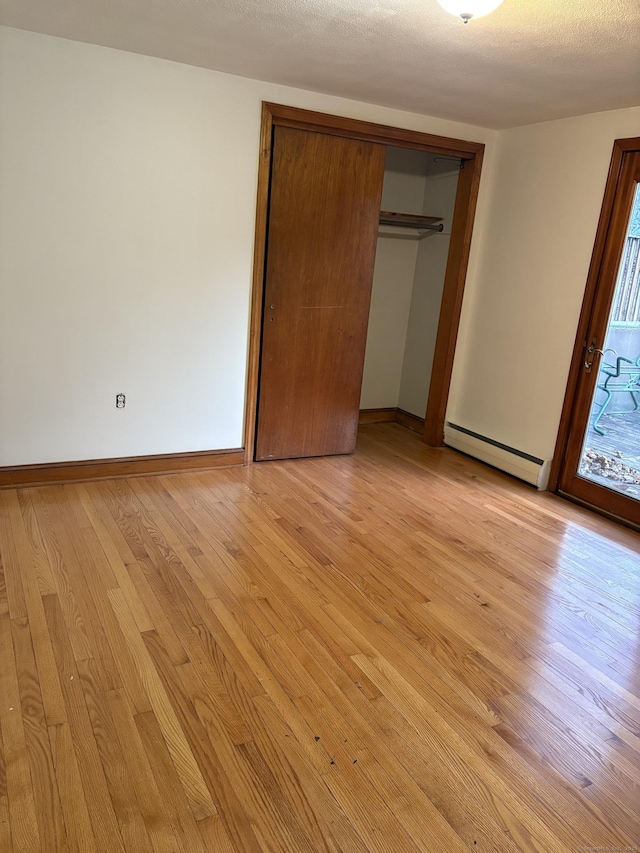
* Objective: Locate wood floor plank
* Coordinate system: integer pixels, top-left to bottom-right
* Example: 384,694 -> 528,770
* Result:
250,692 -> 371,853
0,716 -> 12,852
197,815 -> 237,853
42,594 -> 126,853
90,486 -> 190,667
11,492 -> 67,727
235,739 -> 319,852
16,491 -> 56,597
353,651 -> 578,852
127,477 -> 220,604
105,688 -> 183,853
135,709 -> 208,853
0,614 -> 41,853
80,578 -> 153,717
0,424 -> 638,851
298,626 -> 528,852
141,629 -> 264,853
26,491 -> 93,663
247,603 -> 485,852
76,659 -> 152,852
77,485 -> 154,633
496,687 -> 640,796
42,489 -> 121,693
100,480 -> 204,631
356,613 -> 632,849
0,492 -> 29,621
48,722 -> 97,853
10,615 -> 67,851
319,758 -> 424,853
106,589 -> 217,823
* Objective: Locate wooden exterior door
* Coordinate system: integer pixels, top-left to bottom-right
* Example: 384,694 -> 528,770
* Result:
555,143 -> 640,526
255,126 -> 386,461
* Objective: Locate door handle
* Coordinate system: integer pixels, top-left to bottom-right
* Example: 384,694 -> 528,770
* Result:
584,339 -> 616,372
584,338 -> 599,372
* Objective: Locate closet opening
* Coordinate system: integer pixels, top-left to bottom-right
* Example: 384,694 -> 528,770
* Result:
360,148 -> 461,435
245,103 -> 484,464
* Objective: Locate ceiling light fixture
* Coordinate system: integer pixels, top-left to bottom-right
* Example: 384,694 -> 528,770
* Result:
437,0 -> 504,23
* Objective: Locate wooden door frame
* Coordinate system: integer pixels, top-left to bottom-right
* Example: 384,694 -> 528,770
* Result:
243,102 -> 485,463
549,137 -> 640,497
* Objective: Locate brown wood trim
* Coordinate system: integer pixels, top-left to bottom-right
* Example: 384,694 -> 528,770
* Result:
245,103 -> 486,463
557,489 -> 640,533
358,407 -> 425,433
548,137 -> 640,492
263,103 -> 485,158
0,448 -> 244,489
244,103 -> 275,465
616,137 -> 640,153
395,408 -> 425,434
359,408 -> 397,425
423,148 -> 484,446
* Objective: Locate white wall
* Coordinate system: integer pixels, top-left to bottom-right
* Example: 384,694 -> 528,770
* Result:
0,26 -> 495,466
448,106 -> 640,464
360,239 -> 418,409
360,148 -> 428,409
11,29 -> 632,478
379,148 -> 430,213
399,170 -> 459,417
361,152 -> 459,413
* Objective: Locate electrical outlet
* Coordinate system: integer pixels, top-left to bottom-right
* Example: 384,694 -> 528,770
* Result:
116,393 -> 126,409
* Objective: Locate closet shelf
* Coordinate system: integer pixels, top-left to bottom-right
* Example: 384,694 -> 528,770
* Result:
378,211 -> 444,240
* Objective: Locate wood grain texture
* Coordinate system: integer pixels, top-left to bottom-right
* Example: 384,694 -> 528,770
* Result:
359,408 -> 424,434
263,102 -> 485,158
0,422 -> 639,851
0,449 -> 243,489
423,149 -> 484,446
256,126 -> 386,461
245,102 -> 486,463
358,407 -> 398,425
395,407 -> 425,434
243,102 -> 276,466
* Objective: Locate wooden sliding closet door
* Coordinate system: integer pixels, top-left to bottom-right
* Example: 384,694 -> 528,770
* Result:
255,126 -> 385,461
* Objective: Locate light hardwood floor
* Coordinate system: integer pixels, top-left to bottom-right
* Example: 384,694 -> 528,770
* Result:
1,423 -> 639,852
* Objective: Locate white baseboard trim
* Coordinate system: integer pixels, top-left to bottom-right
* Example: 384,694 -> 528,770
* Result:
444,423 -> 551,490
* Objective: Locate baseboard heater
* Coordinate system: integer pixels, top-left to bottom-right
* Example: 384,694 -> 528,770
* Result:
444,423 -> 551,490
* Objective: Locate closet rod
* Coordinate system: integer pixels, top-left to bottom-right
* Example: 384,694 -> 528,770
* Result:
378,223 -> 444,233
379,211 -> 444,232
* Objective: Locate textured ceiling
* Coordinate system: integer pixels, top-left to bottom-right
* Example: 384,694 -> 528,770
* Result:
1,0 -> 638,128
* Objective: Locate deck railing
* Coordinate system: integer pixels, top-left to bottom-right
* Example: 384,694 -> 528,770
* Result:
612,236 -> 640,324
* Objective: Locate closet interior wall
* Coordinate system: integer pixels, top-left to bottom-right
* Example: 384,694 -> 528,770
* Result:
361,147 -> 460,420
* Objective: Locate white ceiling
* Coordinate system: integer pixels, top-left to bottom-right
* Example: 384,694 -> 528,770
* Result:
1,0 -> 638,129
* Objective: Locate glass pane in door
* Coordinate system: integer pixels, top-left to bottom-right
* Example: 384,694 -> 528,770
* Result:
579,183 -> 640,498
